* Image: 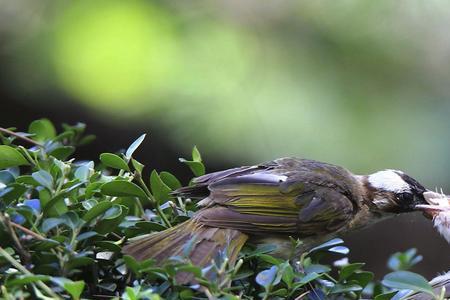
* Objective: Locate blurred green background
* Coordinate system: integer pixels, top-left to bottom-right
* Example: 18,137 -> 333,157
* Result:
1,0 -> 449,278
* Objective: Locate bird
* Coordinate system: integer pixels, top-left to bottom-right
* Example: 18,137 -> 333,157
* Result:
123,157 -> 429,282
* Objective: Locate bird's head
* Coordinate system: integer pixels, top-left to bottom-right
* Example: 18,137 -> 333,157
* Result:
365,169 -> 428,213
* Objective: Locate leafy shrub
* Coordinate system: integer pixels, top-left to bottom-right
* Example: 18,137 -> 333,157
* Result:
0,120 -> 443,299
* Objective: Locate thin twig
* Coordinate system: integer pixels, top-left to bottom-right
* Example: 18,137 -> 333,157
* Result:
0,213 -> 31,266
0,246 -> 62,299
10,222 -> 46,240
0,127 -> 43,147
135,172 -> 172,227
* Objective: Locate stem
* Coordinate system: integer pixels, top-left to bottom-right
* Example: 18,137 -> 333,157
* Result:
0,127 -> 43,147
155,203 -> 172,228
0,247 -> 62,299
0,213 -> 31,266
10,222 -> 45,240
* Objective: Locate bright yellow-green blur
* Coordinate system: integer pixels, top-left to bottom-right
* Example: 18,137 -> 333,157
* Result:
53,1 -> 178,107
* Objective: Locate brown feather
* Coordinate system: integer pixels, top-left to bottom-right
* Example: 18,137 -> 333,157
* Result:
123,219 -> 248,284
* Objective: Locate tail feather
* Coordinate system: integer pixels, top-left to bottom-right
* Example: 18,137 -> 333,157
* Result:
123,219 -> 248,283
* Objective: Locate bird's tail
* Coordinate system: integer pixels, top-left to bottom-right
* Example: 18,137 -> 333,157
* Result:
122,219 -> 248,283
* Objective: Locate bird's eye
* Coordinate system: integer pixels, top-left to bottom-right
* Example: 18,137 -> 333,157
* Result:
397,192 -> 413,203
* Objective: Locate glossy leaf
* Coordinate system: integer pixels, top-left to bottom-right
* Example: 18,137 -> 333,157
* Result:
29,119 -> 56,142
150,170 -> 172,203
101,180 -> 147,200
6,275 -> 50,287
179,159 -> 205,177
339,263 -> 365,281
49,146 -> 75,160
100,153 -> 129,171
159,171 -> 182,190
382,271 -> 434,296
0,145 -> 29,169
256,266 -> 277,288
82,201 -> 113,223
125,134 -> 146,160
52,278 -> 85,300
192,146 -> 202,162
309,238 -> 344,253
32,170 -> 53,190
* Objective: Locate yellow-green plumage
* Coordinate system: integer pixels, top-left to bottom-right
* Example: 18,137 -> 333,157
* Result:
123,158 -> 364,283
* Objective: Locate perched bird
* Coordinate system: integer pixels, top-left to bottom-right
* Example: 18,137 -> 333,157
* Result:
124,158 -> 428,281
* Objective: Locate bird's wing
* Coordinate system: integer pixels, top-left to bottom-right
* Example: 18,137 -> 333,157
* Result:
192,169 -> 355,236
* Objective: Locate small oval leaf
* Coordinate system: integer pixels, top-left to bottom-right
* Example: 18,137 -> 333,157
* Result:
382,271 -> 434,296
101,180 -> 147,200
125,134 -> 146,160
100,153 -> 129,171
0,145 -> 29,169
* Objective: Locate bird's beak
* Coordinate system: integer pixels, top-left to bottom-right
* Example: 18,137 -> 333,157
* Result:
415,204 -> 444,219
415,190 -> 449,219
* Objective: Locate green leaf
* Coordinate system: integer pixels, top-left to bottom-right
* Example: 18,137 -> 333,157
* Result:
258,254 -> 283,265
78,134 -> 96,146
382,271 -> 434,295
94,241 -> 121,252
374,291 -> 397,300
329,245 -> 349,254
125,134 -> 146,160
15,175 -> 39,186
159,171 -> 182,190
131,159 -> 144,174
41,189 -> 68,217
62,212 -> 82,230
347,271 -> 374,288
179,159 -> 205,177
0,145 -> 29,169
1,183 -> 27,204
66,257 -> 95,270
177,265 -> 202,278
49,146 -> 75,160
245,244 -> 278,258
256,266 -> 277,288
135,221 -> 166,232
123,255 -> 141,274
100,153 -> 130,171
330,283 -> 363,294
150,170 -> 172,204
0,170 -> 15,184
32,170 -> 53,190
30,239 -> 60,251
299,272 -> 321,284
52,278 -> 85,300
192,146 -> 202,162
309,238 -> 344,253
82,201 -> 113,223
41,218 -> 65,233
74,162 -> 93,181
339,263 -> 365,281
101,180 -> 148,200
95,205 -> 128,234
29,119 -> 56,142
6,275 -> 50,287
304,264 -> 331,274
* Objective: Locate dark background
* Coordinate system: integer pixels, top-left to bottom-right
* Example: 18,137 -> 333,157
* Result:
1,1 -> 450,278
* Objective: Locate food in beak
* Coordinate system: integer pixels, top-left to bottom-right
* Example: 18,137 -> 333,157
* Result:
416,191 -> 450,243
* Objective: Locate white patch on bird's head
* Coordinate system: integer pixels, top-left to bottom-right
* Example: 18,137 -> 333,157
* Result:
368,170 -> 410,193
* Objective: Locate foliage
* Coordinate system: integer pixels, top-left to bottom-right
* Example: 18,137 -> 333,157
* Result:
0,119 -> 443,299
